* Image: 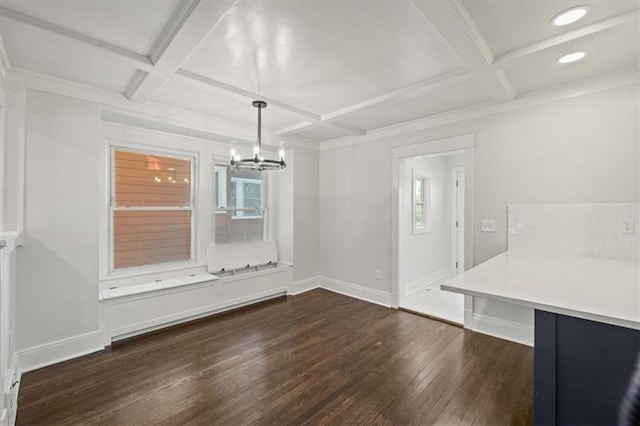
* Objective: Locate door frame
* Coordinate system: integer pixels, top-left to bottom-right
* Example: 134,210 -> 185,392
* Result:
451,167 -> 465,273
391,133 -> 475,309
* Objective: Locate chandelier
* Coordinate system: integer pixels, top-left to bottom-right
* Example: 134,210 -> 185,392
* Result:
230,100 -> 286,172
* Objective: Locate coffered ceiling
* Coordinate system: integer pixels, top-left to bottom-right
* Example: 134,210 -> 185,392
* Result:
0,0 -> 637,146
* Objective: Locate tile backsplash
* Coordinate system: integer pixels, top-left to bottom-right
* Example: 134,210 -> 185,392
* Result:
508,204 -> 640,262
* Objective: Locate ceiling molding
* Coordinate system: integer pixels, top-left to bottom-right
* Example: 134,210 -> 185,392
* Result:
275,121 -> 314,136
319,67 -> 638,151
494,9 -> 640,68
5,66 -> 318,150
0,6 -> 153,71
125,0 -> 238,103
175,68 -> 320,120
149,0 -> 200,65
411,0 -> 516,102
175,68 -> 366,138
320,67 -> 468,123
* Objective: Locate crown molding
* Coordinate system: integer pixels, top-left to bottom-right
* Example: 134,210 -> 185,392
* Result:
6,67 -> 319,150
411,0 -> 516,102
125,0 -> 238,102
494,9 -> 640,68
319,67 -> 468,123
175,68 -> 320,120
0,6 -> 153,70
176,68 -> 366,138
319,68 -> 639,152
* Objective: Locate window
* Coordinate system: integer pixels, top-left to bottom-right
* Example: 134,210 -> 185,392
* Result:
413,174 -> 431,233
111,149 -> 194,270
214,164 -> 265,243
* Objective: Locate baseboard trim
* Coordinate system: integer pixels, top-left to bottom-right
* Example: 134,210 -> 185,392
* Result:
405,269 -> 454,295
290,276 -> 320,295
319,277 -> 393,308
469,313 -> 534,346
18,330 -> 104,373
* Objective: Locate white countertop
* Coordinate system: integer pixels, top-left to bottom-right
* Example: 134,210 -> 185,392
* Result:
441,249 -> 640,330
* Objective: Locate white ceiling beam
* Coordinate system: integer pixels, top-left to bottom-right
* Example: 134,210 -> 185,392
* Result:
493,10 -> 639,68
411,0 -> 516,102
0,6 -> 153,71
175,68 -> 366,137
175,68 -> 320,121
275,121 -> 314,136
321,67 -> 468,123
126,0 -> 238,103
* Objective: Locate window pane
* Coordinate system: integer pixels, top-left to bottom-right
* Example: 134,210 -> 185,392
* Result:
115,150 -> 191,207
214,165 -> 227,208
113,210 -> 191,269
214,210 -> 264,243
415,179 -> 423,203
415,204 -> 423,225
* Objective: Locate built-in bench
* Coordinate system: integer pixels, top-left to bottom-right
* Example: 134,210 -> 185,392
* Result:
99,241 -> 291,344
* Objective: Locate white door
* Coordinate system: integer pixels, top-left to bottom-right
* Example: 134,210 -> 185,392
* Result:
452,169 -> 465,274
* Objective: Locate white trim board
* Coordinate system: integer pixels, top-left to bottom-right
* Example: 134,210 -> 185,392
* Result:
319,68 -> 639,151
17,330 -> 104,373
468,312 -> 534,347
319,277 -> 393,308
289,276 -> 320,296
6,67 -> 318,151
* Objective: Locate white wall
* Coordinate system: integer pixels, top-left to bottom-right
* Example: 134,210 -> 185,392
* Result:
16,90 -> 102,352
8,87 -> 320,369
320,85 -> 639,296
400,155 -> 450,291
292,148 -> 319,282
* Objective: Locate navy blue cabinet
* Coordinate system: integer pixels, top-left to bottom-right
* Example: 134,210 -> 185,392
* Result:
534,310 -> 640,425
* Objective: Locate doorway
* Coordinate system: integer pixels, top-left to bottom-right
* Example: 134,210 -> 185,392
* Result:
397,150 -> 466,324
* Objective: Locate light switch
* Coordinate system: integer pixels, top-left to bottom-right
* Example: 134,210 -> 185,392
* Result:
481,220 -> 496,233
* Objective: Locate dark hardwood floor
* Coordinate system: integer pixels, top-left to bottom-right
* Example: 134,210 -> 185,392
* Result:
17,289 -> 533,425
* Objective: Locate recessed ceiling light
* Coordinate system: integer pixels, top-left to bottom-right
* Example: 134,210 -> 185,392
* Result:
552,6 -> 589,26
558,51 -> 586,64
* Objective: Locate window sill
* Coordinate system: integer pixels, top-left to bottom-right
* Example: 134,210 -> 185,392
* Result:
413,227 -> 432,234
99,273 -> 218,301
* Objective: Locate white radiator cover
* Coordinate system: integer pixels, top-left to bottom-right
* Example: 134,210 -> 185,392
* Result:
101,265 -> 291,343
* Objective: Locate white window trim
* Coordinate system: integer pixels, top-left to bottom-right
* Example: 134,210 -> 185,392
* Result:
412,170 -> 432,234
212,157 -> 270,244
230,176 -> 263,219
104,142 -> 199,278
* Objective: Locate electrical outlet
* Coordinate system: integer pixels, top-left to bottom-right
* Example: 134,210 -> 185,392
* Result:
620,220 -> 635,234
375,270 -> 382,280
481,220 -> 496,233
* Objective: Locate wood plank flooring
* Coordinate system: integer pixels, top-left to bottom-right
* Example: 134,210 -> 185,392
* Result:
17,289 -> 533,425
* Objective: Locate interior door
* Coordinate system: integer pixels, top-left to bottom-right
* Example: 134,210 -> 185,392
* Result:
453,170 -> 465,273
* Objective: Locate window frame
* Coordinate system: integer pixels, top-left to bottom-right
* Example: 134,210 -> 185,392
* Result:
108,144 -> 198,275
212,157 -> 269,244
412,171 -> 431,234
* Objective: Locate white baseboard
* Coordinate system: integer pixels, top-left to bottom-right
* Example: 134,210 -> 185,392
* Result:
319,277 -> 393,308
290,276 -> 320,295
469,313 -> 534,346
18,330 -> 104,373
405,269 -> 454,295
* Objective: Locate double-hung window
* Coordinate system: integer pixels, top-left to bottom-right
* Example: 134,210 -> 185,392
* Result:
213,164 -> 265,243
413,174 -> 431,233
110,148 -> 195,270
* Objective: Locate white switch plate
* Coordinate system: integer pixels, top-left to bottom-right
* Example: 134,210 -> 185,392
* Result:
620,220 -> 635,234
375,270 -> 382,280
481,220 -> 496,233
